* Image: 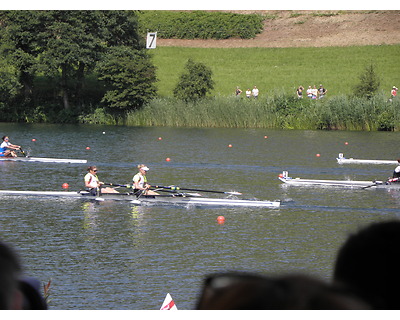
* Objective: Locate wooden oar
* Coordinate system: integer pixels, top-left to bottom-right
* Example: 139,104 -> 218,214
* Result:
153,185 -> 242,195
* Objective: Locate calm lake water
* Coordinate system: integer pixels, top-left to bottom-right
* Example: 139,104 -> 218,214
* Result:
1,122 -> 399,310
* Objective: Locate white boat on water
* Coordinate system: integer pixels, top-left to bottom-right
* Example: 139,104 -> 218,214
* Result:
0,156 -> 87,164
278,171 -> 400,189
336,153 -> 398,165
0,189 -> 280,208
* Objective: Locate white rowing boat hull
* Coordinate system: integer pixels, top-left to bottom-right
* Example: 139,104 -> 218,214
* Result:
0,190 -> 280,208
278,172 -> 399,189
0,157 -> 87,163
336,153 -> 398,165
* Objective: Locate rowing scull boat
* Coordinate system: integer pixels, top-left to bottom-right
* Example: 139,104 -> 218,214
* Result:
336,153 -> 398,165
0,190 -> 280,208
0,156 -> 87,164
278,171 -> 399,189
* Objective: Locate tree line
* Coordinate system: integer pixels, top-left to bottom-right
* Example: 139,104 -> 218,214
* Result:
0,11 -> 157,122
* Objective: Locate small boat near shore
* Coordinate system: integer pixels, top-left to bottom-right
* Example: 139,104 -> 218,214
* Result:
0,156 -> 87,164
336,153 -> 398,165
278,171 -> 400,189
0,189 -> 280,208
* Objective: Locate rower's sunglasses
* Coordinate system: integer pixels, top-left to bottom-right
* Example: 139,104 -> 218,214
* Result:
93,169 -> 97,172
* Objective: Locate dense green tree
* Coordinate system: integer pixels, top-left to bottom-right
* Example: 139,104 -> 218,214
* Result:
38,11 -> 106,110
173,59 -> 214,101
96,46 -> 157,111
353,64 -> 380,99
0,10 -> 156,116
0,11 -> 46,107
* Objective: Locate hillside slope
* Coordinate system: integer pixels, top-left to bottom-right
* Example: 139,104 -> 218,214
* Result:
157,10 -> 400,48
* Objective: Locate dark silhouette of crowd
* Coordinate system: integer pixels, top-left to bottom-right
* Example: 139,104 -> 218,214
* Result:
195,220 -> 400,310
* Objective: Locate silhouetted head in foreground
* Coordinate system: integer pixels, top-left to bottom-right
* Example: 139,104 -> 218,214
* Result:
195,272 -> 369,310
333,220 -> 400,309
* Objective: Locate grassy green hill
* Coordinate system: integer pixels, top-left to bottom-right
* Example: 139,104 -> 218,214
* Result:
151,45 -> 400,97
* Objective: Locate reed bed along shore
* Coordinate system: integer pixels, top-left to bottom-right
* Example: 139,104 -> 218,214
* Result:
80,93 -> 400,131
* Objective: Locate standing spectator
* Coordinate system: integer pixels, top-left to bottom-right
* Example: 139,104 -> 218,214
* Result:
311,85 -> 318,99
318,84 -> 327,99
245,88 -> 251,98
296,86 -> 304,99
306,86 -> 313,98
252,86 -> 259,99
390,86 -> 398,100
235,86 -> 242,97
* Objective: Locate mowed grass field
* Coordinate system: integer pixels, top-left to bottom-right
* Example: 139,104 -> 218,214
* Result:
150,45 -> 400,97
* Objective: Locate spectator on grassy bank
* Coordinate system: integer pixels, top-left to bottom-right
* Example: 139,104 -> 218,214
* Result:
297,86 -> 304,98
390,86 -> 398,100
252,86 -> 259,99
235,86 -> 242,97
246,88 -> 251,98
318,84 -> 327,99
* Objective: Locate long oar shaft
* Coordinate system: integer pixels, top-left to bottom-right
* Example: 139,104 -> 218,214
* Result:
154,185 -> 242,195
104,183 -> 132,188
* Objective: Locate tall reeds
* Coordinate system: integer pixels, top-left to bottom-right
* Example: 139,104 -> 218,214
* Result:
119,93 -> 400,131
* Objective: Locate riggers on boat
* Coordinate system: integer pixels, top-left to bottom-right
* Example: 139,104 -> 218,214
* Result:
336,153 -> 398,165
278,171 -> 400,189
0,189 -> 280,208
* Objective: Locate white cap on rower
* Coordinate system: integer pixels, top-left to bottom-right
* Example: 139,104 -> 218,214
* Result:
142,166 -> 149,171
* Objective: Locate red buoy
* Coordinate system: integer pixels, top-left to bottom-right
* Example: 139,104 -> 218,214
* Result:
62,183 -> 69,189
217,216 -> 225,224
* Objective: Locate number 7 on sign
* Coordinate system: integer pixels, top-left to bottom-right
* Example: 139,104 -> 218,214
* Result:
146,32 -> 157,49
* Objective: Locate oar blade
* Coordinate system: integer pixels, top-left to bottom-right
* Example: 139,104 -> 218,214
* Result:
226,191 -> 242,195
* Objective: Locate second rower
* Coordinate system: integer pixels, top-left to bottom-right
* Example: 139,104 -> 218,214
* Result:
132,164 -> 158,196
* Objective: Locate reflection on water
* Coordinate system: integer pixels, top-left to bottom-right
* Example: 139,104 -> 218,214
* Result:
1,123 -> 400,309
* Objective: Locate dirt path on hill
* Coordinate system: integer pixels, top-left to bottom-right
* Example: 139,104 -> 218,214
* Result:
157,11 -> 400,48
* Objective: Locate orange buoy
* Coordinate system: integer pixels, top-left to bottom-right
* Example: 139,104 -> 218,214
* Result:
264,136 -> 268,139
316,153 -> 321,157
86,147 -> 90,150
217,216 -> 225,224
228,144 -> 232,148
166,157 -> 171,162
62,183 -> 69,189
345,142 -> 349,145
32,138 -> 36,142
158,137 -> 162,140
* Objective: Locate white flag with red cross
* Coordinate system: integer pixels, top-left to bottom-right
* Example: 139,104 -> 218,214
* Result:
160,293 -> 178,310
